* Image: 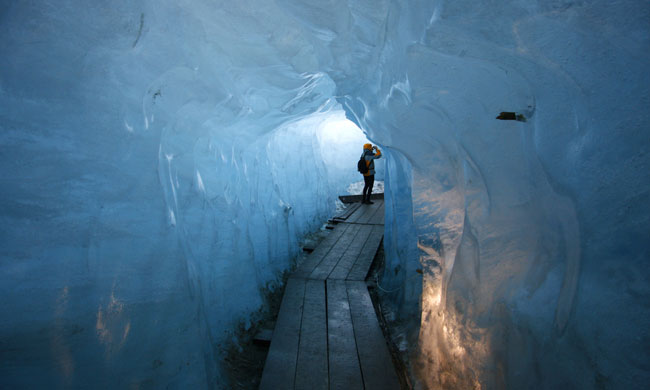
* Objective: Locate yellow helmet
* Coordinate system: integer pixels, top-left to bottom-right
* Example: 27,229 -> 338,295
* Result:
363,143 -> 373,150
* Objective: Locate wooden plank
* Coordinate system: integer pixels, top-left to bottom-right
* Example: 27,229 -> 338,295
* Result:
309,224 -> 362,280
328,225 -> 374,280
326,280 -> 363,390
347,201 -> 380,224
365,200 -> 384,224
333,202 -> 362,221
344,202 -> 362,218
345,203 -> 367,224
338,193 -> 384,203
346,225 -> 384,281
260,278 -> 306,390
346,281 -> 400,390
359,200 -> 383,224
293,224 -> 352,278
369,201 -> 385,225
295,280 -> 328,390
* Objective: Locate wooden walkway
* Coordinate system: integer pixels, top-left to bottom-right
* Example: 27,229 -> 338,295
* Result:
260,196 -> 400,390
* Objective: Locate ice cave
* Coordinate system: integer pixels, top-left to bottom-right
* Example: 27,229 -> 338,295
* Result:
1,0 -> 648,389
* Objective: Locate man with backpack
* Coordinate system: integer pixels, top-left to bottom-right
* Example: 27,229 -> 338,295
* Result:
358,143 -> 382,204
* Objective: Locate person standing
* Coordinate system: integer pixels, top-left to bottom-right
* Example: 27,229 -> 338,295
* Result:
361,143 -> 382,204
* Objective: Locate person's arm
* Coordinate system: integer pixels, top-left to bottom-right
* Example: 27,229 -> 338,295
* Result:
372,147 -> 382,159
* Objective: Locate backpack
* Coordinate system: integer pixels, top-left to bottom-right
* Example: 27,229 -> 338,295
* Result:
357,157 -> 369,174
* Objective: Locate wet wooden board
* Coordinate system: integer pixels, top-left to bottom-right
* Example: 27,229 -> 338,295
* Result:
332,202 -> 362,221
295,279 -> 328,390
347,200 -> 382,224
293,223 -> 352,278
369,201 -> 385,225
362,202 -> 384,224
346,225 -> 384,281
259,278 -> 306,390
346,281 -> 400,390
346,203 -> 372,224
309,224 -> 362,280
327,280 -> 363,390
328,224 -> 374,280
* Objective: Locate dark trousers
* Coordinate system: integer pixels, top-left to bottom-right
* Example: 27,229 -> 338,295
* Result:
362,175 -> 375,202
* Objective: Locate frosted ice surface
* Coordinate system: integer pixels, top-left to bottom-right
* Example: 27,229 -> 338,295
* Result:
353,1 -> 649,389
1,0 -> 648,389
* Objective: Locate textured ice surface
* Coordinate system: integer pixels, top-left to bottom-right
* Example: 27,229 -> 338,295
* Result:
1,0 -> 649,389
357,1 -> 649,389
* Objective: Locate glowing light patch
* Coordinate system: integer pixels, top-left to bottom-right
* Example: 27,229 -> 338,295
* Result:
124,120 -> 134,133
320,119 -> 363,144
196,171 -> 205,192
318,114 -> 372,175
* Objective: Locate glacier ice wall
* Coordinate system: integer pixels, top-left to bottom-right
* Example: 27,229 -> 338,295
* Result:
0,1 -> 350,388
1,0 -> 649,389
342,0 -> 649,389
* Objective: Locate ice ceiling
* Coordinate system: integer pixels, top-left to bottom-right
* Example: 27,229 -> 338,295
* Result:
1,0 -> 648,389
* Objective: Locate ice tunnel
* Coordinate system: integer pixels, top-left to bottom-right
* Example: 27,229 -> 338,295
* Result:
1,0 -> 648,389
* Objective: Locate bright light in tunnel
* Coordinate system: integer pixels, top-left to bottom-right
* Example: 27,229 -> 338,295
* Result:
316,111 -> 383,195
320,117 -> 367,146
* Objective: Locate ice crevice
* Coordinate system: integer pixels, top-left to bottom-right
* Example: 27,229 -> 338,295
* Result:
1,0 -> 648,389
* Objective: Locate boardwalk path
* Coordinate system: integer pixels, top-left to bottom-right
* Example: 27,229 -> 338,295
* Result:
260,195 -> 400,390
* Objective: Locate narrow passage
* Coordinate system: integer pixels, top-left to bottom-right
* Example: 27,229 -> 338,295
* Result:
260,195 -> 399,390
